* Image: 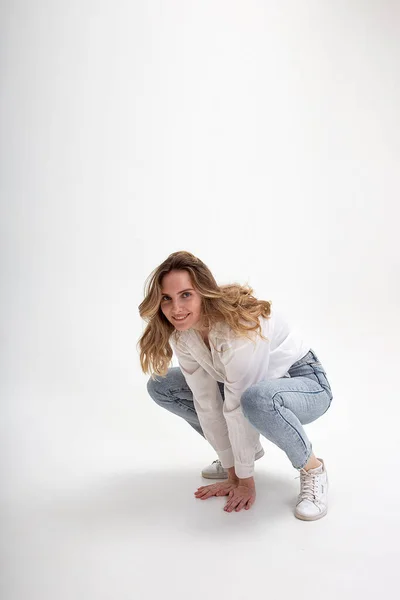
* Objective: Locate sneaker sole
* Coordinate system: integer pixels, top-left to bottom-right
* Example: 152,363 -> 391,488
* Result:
294,507 -> 328,521
201,471 -> 229,479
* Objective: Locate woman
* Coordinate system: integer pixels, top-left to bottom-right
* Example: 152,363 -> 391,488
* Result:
138,251 -> 333,520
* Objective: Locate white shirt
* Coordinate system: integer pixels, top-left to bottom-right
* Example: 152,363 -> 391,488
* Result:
169,306 -> 311,479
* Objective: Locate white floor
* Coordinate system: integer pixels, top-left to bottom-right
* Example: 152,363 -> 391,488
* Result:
1,371 -> 399,600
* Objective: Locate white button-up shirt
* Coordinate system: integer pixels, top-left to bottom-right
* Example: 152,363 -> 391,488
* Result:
169,306 -> 311,479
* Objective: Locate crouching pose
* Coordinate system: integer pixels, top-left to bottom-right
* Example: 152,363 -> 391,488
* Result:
138,251 -> 333,520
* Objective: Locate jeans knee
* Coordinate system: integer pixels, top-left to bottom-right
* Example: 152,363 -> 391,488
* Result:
241,383 -> 276,417
241,384 -> 263,413
147,375 -> 163,401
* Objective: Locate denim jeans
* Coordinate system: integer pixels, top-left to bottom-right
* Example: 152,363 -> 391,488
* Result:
147,349 -> 333,470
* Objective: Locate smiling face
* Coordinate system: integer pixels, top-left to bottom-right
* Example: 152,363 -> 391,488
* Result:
160,269 -> 205,331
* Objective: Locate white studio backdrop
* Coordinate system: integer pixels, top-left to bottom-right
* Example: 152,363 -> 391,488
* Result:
1,2 -> 399,600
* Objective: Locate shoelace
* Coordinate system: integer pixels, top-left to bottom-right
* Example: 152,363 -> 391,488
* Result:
295,469 -> 319,502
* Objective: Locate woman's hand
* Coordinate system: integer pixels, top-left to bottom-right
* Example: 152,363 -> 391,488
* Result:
223,484 -> 257,512
194,479 -> 256,511
194,480 -> 239,500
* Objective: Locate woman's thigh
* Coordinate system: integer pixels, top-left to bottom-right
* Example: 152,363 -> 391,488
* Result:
147,367 -> 225,408
242,349 -> 333,425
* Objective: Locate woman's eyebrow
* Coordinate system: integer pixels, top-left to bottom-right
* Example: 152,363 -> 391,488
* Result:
161,288 -> 194,295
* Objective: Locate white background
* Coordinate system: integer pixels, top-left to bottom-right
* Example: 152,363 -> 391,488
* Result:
1,1 -> 399,599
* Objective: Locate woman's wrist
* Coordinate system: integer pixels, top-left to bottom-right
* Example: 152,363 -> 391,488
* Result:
238,476 -> 255,487
227,466 -> 239,482
226,467 -> 255,486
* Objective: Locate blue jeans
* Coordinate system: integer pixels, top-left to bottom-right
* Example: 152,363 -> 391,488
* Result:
147,349 -> 333,470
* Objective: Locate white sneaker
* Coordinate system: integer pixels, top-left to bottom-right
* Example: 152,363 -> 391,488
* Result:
294,457 -> 328,521
201,448 -> 265,479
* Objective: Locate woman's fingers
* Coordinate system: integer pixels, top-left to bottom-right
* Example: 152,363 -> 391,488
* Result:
235,499 -> 248,511
194,481 -> 239,501
195,486 -> 216,498
194,483 -> 230,498
224,488 -> 256,512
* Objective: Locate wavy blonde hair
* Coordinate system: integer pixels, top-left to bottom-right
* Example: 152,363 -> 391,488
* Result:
137,251 -> 272,379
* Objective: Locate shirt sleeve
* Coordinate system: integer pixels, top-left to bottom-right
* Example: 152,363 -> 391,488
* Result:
220,331 -> 270,479
172,339 -> 235,468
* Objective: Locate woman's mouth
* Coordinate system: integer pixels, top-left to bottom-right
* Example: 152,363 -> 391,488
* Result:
173,314 -> 190,322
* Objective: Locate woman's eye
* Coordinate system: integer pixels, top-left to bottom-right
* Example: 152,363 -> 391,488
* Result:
162,292 -> 191,301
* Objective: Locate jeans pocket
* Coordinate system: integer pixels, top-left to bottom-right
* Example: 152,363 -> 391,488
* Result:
294,349 -> 320,366
296,350 -> 333,399
312,364 -> 333,400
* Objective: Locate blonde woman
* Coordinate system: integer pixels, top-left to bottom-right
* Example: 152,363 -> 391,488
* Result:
138,251 -> 333,520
